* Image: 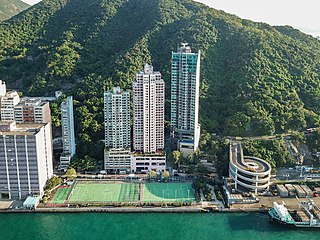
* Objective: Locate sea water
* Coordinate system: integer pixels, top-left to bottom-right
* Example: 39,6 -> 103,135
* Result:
0,212 -> 318,240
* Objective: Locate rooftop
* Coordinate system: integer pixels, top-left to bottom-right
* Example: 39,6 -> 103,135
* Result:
16,98 -> 49,107
23,196 -> 40,206
133,150 -> 165,157
2,90 -> 19,99
0,121 -> 46,135
137,64 -> 161,76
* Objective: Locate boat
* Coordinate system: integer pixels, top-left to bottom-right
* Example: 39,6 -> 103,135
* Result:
268,199 -> 320,228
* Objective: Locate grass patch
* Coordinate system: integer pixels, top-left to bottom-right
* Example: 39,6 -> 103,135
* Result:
52,187 -> 72,204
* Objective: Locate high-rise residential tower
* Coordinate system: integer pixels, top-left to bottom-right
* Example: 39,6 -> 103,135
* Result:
171,43 -> 201,156
133,64 -> 165,153
104,87 -> 130,149
132,64 -> 166,173
59,96 -> 76,170
104,87 -> 131,171
0,121 -> 53,199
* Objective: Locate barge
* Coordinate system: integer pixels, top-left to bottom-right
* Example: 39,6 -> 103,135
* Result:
269,199 -> 320,228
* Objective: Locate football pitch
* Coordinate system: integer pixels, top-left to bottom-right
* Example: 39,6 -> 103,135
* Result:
69,183 -> 139,203
143,183 -> 195,202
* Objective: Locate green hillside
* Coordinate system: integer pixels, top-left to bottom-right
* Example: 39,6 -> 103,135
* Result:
0,0 -> 29,21
0,0 -> 319,159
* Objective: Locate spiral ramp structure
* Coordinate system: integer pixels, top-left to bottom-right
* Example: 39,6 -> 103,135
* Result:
229,142 -> 271,194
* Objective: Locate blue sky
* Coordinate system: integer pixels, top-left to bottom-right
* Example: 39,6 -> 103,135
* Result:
22,0 -> 320,37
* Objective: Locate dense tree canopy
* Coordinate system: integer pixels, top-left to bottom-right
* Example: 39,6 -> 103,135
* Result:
0,0 -> 319,159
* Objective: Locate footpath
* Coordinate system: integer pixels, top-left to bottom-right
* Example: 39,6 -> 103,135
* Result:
0,206 -> 204,213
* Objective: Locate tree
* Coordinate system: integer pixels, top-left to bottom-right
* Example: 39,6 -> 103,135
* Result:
45,176 -> 62,190
70,155 -> 97,172
162,170 -> 170,180
65,167 -> 77,178
187,154 -> 193,162
79,155 -> 97,171
194,148 -> 201,163
148,170 -> 157,179
172,150 -> 182,167
196,164 -> 209,174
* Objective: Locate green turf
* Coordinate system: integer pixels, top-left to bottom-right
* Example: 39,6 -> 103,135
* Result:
52,187 -> 72,204
69,183 -> 139,203
143,183 -> 195,202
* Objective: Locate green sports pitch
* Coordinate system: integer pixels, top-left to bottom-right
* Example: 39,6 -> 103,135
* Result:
143,183 -> 195,202
68,182 -> 139,203
52,187 -> 72,204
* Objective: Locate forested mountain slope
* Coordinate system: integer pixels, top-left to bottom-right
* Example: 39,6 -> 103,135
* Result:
0,0 -> 319,158
0,0 -> 29,21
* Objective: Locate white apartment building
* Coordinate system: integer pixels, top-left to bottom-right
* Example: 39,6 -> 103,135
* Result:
0,91 -> 20,121
132,64 -> 166,173
171,43 -> 201,155
14,99 -> 51,124
104,87 -> 130,149
133,64 -> 165,153
59,96 -> 76,170
104,87 -> 131,171
0,121 -> 53,199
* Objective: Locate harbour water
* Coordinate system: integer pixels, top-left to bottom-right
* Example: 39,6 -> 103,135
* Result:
1,212 -> 318,240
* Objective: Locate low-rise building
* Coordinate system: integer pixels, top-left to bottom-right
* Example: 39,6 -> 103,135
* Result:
14,99 -> 51,124
0,91 -> 20,121
59,153 -> 72,172
104,149 -> 131,172
276,185 -> 289,197
23,196 -> 40,209
131,152 -> 166,173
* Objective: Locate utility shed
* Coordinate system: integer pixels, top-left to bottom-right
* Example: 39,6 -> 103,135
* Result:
23,196 -> 40,209
276,185 -> 288,197
285,184 -> 296,197
293,185 -> 306,197
301,185 -> 313,198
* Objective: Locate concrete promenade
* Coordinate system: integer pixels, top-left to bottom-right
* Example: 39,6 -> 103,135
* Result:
0,206 -> 204,213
